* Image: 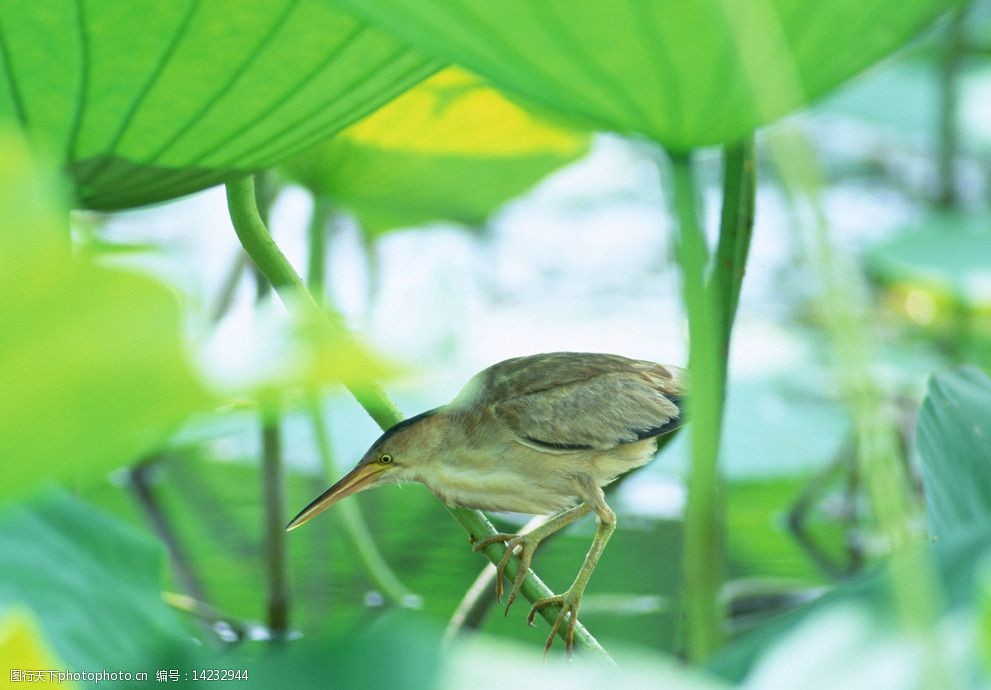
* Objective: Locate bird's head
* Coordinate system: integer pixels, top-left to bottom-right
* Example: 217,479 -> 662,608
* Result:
286,409 -> 443,531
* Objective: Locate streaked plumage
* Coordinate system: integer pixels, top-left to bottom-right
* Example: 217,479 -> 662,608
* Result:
287,352 -> 684,654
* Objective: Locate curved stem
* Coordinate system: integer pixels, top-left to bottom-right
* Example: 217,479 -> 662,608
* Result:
308,397 -> 420,607
444,514 -> 545,641
226,175 -> 613,662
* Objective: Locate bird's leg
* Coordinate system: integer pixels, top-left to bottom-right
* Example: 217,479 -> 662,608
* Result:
527,481 -> 616,656
472,502 -> 592,613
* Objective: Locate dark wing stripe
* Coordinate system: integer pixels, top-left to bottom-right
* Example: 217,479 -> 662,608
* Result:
634,395 -> 684,440
522,435 -> 595,451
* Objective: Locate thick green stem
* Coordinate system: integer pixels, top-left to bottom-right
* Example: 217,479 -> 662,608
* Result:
666,151 -> 728,661
712,139 -> 757,355
227,177 -> 302,303
226,175 -> 612,662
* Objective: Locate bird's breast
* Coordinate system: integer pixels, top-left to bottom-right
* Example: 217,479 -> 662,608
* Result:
416,447 -> 579,515
413,437 -> 658,515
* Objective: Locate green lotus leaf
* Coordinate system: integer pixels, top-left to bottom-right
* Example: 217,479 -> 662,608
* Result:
0,0 -> 439,209
282,67 -> 589,234
334,0 -> 960,148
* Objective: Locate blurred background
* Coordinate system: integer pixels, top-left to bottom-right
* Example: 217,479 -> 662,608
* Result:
2,1 -> 991,688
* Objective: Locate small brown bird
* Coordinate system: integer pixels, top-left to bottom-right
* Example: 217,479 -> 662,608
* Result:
287,352 -> 684,653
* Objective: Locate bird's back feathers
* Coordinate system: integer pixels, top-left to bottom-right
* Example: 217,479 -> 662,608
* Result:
451,352 -> 684,452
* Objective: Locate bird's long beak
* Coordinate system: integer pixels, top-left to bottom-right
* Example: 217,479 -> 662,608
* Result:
286,463 -> 386,531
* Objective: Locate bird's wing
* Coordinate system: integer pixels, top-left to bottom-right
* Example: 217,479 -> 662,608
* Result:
452,353 -> 684,451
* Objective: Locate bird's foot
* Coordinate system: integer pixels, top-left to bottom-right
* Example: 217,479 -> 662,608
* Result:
527,588 -> 583,657
472,532 -> 540,615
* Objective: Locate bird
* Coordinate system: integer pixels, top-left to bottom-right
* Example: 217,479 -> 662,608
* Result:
287,352 -> 684,653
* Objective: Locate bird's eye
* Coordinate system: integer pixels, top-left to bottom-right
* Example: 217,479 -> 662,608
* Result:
380,453 -> 393,464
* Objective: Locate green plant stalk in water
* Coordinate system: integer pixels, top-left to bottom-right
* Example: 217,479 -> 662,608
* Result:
225,175 -> 613,662
663,141 -> 756,661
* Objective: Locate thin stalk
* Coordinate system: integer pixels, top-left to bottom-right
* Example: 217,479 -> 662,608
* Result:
225,175 -> 613,662
444,514 -> 546,642
306,196 -> 332,300
936,3 -> 967,208
308,397 -> 420,607
163,592 -> 251,642
770,127 -> 956,690
130,459 -> 209,607
260,408 -> 289,636
210,252 -> 249,323
665,151 -> 728,661
444,562 -> 500,642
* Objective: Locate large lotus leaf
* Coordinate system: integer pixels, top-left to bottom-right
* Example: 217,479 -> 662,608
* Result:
0,132 -> 210,498
916,367 -> 991,541
334,0 -> 959,149
0,0 -> 439,210
282,68 -> 589,234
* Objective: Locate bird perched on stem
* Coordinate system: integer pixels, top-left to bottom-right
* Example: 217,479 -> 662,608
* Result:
287,352 -> 684,653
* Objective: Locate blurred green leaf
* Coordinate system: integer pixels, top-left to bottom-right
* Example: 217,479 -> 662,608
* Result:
444,636 -> 728,690
282,67 -> 589,234
820,57 -> 938,134
722,375 -> 850,479
917,366 -> 991,541
866,214 -> 991,362
0,489 -> 445,690
0,0 -> 439,210
726,478 -> 833,584
222,621 -> 441,690
741,603 -> 917,690
0,131 -> 210,499
710,368 -> 991,682
0,490 -> 195,671
867,213 -> 991,307
334,0 -> 959,148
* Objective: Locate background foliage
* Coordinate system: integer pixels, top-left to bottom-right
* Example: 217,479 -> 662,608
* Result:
1,1 -> 989,688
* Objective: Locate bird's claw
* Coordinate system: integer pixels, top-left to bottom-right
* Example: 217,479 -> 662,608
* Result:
471,532 -> 513,552
527,591 -> 582,658
471,532 -> 537,614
